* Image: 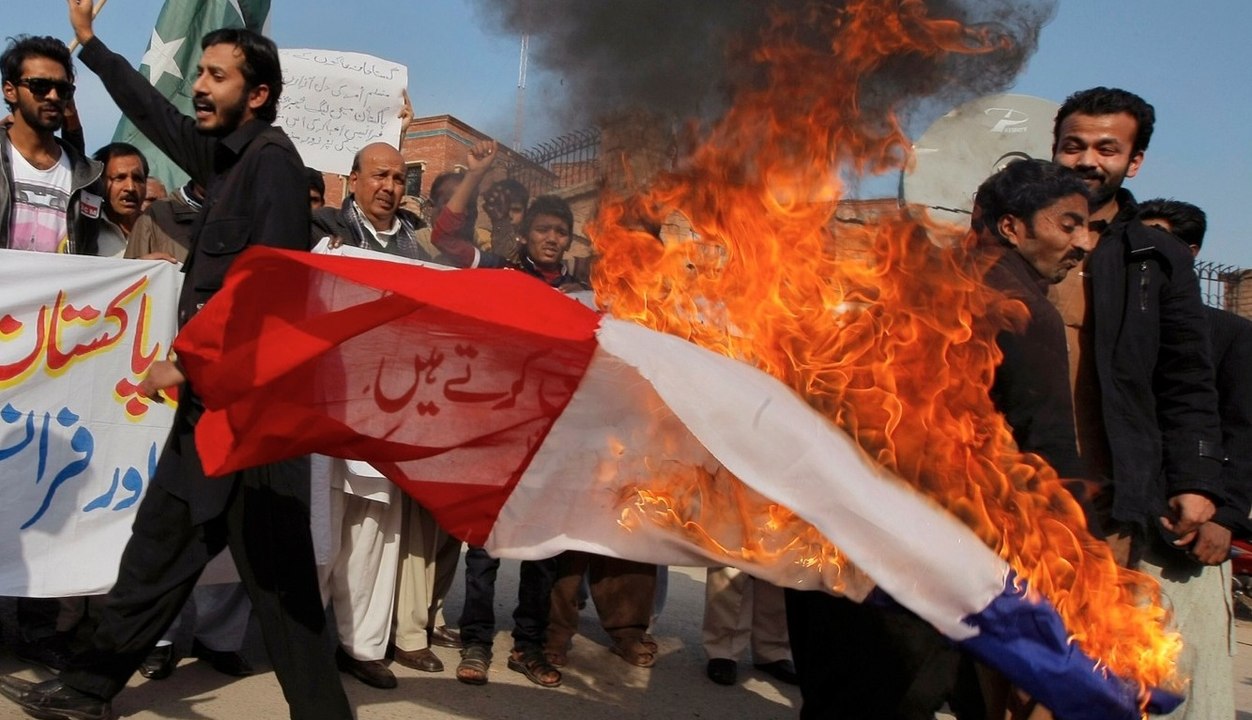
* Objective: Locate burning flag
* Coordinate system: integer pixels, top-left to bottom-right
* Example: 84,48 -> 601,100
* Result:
177,246 -> 1174,720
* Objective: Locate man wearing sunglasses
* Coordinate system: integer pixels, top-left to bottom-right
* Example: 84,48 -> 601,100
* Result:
0,35 -> 102,255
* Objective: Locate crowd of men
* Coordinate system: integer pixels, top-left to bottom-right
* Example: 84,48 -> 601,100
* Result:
0,3 -> 1245,720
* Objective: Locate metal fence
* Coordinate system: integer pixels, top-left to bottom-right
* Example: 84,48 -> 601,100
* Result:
1196,260 -> 1242,311
508,127 -> 601,196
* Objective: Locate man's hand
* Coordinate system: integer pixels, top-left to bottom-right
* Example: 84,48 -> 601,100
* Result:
1160,492 -> 1217,545
63,97 -> 81,132
67,0 -> 96,46
482,182 -> 512,223
398,89 -> 413,135
1190,522 -> 1233,565
137,360 -> 185,401
138,251 -> 179,263
465,139 -> 498,176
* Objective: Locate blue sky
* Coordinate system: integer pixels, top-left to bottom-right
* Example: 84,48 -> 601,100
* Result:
9,1 -> 1251,266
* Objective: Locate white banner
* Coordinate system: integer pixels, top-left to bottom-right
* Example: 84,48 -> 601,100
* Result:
0,250 -> 182,596
277,49 -> 409,175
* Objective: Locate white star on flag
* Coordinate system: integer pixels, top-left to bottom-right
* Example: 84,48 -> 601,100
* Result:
140,28 -> 185,84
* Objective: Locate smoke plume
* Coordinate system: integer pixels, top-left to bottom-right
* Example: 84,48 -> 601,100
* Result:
474,0 -> 1058,141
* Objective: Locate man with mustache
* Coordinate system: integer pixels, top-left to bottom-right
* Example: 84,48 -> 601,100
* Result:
1049,88 -> 1224,719
91,142 -> 147,258
0,3 -> 353,719
0,32 -> 105,682
0,35 -> 101,255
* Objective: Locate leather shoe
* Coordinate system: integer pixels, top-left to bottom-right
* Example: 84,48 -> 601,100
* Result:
393,646 -> 443,673
428,625 -> 463,649
16,634 -> 73,674
191,639 -> 254,677
754,659 -> 799,685
335,647 -> 397,689
139,644 -> 176,680
0,676 -> 114,720
706,657 -> 737,686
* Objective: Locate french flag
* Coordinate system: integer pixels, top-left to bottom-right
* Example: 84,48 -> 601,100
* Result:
176,246 -> 1177,720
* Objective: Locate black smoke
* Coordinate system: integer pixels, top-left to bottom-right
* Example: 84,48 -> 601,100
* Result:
473,0 -> 1057,141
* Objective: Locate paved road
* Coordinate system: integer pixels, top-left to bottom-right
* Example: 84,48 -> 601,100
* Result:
0,561 -> 1246,719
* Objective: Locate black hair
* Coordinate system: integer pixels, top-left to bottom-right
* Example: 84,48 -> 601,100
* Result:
305,166 -> 326,197
1054,87 -> 1156,156
200,28 -> 282,122
92,142 -> 149,179
520,195 -> 574,238
1138,198 -> 1207,249
973,159 -> 1089,240
1,35 -> 74,110
428,171 -> 463,205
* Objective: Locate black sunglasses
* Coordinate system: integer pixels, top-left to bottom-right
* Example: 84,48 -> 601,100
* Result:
15,77 -> 75,100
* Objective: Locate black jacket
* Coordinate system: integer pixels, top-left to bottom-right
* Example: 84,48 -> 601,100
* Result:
1087,190 -> 1222,529
983,246 -> 1084,480
311,200 -> 431,261
1206,305 -> 1252,535
81,37 -> 311,521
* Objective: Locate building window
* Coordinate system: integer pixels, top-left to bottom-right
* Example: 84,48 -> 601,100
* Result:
405,162 -> 425,197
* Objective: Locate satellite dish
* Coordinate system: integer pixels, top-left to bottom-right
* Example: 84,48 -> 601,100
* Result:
902,93 -> 1059,225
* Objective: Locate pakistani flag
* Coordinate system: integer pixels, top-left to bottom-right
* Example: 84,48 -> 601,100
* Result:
113,0 -> 272,191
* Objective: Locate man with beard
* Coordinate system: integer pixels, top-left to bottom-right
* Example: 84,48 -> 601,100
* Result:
1049,89 -> 1223,717
1048,87 -> 1222,564
0,35 -> 101,254
0,4 -> 352,720
91,142 -> 147,257
0,32 -> 105,680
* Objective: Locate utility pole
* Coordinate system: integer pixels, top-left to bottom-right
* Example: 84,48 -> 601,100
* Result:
513,33 -> 529,151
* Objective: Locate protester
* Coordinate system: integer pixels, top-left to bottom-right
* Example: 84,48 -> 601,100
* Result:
970,158 -> 1096,719
701,567 -> 796,686
0,6 -> 352,720
1137,198 -> 1246,720
123,180 -> 256,682
1045,87 -> 1223,719
425,139 -> 510,268
786,158 -> 1096,720
313,142 -> 429,260
0,34 -> 100,255
91,142 -> 147,257
454,196 -> 592,689
0,34 -> 103,676
306,166 -> 326,210
1048,88 -> 1222,567
124,181 -> 202,262
308,142 -> 445,689
142,176 -> 166,211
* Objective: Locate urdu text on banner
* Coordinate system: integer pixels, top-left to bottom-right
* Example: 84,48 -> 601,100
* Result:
0,250 -> 181,596
276,49 -> 409,175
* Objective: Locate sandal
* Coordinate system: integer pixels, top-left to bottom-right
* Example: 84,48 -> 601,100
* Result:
456,645 -> 491,685
639,633 -> 658,653
610,639 -> 657,668
543,649 -> 568,668
508,647 -> 562,688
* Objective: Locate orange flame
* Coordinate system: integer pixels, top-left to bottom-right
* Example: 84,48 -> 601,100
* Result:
589,0 -> 1177,698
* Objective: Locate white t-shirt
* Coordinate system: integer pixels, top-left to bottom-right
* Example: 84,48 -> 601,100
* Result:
7,145 -> 73,253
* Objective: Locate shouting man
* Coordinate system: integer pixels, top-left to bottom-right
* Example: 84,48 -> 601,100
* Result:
0,4 -> 352,720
